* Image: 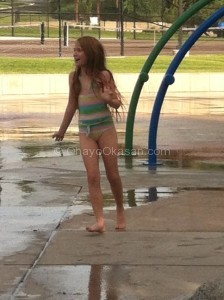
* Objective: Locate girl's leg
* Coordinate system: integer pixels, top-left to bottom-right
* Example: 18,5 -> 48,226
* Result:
79,133 -> 105,233
98,128 -> 126,230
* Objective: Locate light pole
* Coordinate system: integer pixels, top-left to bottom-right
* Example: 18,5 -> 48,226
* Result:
75,0 -> 79,23
46,0 -> 50,38
11,0 -> 14,36
133,0 -> 136,39
178,0 -> 183,48
58,0 -> 62,57
119,0 -> 124,56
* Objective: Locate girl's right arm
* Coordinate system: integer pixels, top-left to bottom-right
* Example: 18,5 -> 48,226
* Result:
52,72 -> 78,141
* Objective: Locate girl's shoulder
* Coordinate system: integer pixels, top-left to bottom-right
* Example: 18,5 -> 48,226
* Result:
69,71 -> 75,79
100,69 -> 113,82
69,71 -> 77,86
100,69 -> 112,76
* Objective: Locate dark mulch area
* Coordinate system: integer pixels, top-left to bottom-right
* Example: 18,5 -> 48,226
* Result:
0,38 -> 223,57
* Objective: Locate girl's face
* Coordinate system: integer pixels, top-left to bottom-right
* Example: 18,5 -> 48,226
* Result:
73,42 -> 87,68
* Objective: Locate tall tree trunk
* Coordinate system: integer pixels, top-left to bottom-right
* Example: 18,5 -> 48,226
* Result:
96,0 -> 100,15
75,0 -> 79,22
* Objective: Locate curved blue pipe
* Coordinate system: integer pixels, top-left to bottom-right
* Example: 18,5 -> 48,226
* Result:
148,7 -> 224,167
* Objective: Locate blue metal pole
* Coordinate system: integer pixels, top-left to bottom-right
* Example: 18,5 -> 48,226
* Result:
148,7 -> 224,167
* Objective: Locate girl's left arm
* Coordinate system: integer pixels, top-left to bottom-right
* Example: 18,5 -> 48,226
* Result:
100,71 -> 122,109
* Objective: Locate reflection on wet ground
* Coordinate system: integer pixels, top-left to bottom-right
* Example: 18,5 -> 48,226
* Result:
160,149 -> 224,170
1,173 -> 224,209
14,265 -> 132,300
1,140 -> 223,167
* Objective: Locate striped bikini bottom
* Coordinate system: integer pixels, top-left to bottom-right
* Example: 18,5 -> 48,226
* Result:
79,116 -> 114,141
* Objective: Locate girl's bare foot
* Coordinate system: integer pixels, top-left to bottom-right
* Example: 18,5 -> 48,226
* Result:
86,223 -> 105,233
115,209 -> 126,231
115,226 -> 126,231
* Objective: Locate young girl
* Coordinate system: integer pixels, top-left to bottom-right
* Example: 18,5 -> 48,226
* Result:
52,36 -> 126,233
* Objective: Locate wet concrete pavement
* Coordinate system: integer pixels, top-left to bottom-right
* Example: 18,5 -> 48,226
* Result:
0,93 -> 224,300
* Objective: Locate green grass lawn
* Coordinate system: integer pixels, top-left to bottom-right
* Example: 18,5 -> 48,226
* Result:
0,54 -> 224,74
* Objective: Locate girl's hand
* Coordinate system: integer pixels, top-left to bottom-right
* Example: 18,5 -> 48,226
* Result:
96,70 -> 122,109
99,86 -> 121,109
100,86 -> 114,103
52,132 -> 64,141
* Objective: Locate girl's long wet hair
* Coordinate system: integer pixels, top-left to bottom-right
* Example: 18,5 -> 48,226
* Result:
71,36 -> 124,119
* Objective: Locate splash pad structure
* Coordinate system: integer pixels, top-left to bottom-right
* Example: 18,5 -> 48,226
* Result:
124,0 -> 223,167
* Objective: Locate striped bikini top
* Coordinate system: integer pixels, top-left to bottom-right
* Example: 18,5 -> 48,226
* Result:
78,93 -> 112,126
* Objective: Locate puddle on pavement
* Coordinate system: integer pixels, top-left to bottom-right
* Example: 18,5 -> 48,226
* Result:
0,141 -> 223,207
1,94 -> 224,170
3,167 -> 222,209
0,177 -> 175,207
14,265 -> 133,300
0,177 -> 84,207
159,149 -> 224,170
126,187 -> 177,206
103,186 -> 224,208
98,187 -> 178,209
18,141 -> 80,160
0,140 -> 79,165
1,95 -> 224,207
1,140 -> 223,170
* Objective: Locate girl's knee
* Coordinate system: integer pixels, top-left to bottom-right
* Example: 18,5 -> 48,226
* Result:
107,172 -> 121,185
87,172 -> 100,186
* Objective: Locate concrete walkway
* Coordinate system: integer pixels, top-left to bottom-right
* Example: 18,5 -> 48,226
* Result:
0,96 -> 224,299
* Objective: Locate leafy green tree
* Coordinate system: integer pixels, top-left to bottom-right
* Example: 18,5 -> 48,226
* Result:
198,0 -> 224,23
48,0 -> 224,24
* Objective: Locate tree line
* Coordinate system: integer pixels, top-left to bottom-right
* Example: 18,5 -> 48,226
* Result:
8,0 -> 224,26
